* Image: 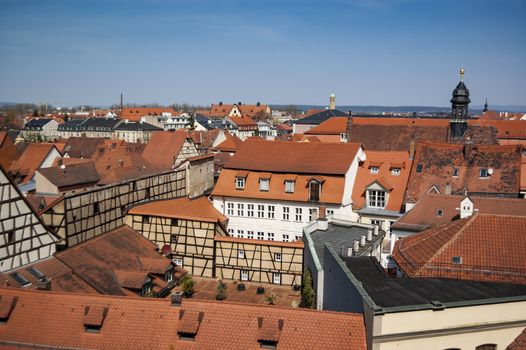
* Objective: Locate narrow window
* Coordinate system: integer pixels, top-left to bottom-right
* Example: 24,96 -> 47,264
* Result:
272,273 -> 281,284
259,178 -> 269,191
369,167 -> 379,174
295,208 -> 302,221
416,164 -> 423,173
282,207 -> 290,220
257,205 -> 265,218
238,250 -> 245,259
274,253 -> 282,262
237,203 -> 244,216
257,232 -> 264,240
282,234 -> 289,242
309,181 -> 320,202
285,180 -> 295,193
479,168 -> 488,178
227,203 -> 234,216
247,231 -> 254,239
309,208 -> 318,222
267,232 -> 274,241
267,205 -> 275,219
236,177 -> 245,189
237,229 -> 244,238
241,270 -> 249,281
453,168 -> 459,177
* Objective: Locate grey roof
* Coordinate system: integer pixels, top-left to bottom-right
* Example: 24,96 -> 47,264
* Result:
24,118 -> 54,130
37,162 -> 100,188
58,119 -> 87,131
82,118 -> 121,131
309,221 -> 384,266
356,207 -> 403,217
344,256 -> 526,309
294,109 -> 348,125
115,122 -> 161,131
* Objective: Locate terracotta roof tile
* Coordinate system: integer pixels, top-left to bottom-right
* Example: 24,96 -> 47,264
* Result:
128,196 -> 228,224
142,130 -> 189,170
224,140 -> 361,175
0,287 -> 366,349
469,119 -> 526,139
8,143 -> 59,183
213,131 -> 243,152
121,107 -> 179,122
507,328 -> 526,350
0,131 -> 20,170
392,214 -> 526,284
305,116 -> 349,135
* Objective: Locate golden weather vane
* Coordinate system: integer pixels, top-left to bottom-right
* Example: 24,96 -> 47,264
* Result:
460,66 -> 465,82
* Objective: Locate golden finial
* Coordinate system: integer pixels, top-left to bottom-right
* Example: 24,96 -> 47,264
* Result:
460,66 -> 465,81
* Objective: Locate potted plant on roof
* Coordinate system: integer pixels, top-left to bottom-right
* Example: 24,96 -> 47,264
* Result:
264,292 -> 278,306
216,279 -> 227,300
180,275 -> 195,298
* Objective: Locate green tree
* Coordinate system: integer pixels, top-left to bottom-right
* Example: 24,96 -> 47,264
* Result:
180,275 -> 195,297
301,268 -> 316,309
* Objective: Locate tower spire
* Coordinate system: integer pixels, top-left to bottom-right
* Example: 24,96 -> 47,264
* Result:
460,66 -> 465,82
483,97 -> 488,112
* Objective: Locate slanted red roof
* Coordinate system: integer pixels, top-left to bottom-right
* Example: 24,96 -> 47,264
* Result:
8,143 -> 59,183
121,107 -> 179,122
392,214 -> 526,284
142,130 -> 189,170
213,131 -> 243,153
305,117 -> 348,135
229,115 -> 258,128
37,162 -> 100,189
0,287 -> 366,349
0,131 -> 20,169
469,119 -> 526,140
224,140 -> 361,175
507,328 -> 526,350
128,196 -> 228,224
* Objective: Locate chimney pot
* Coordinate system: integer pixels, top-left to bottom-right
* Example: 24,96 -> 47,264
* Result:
367,229 -> 372,242
360,235 -> 366,247
354,240 -> 359,253
374,225 -> 379,236
347,247 -> 353,257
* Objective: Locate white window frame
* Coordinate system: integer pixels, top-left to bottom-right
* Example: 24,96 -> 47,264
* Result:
285,180 -> 295,193
238,249 -> 245,259
309,208 -> 318,222
227,202 -> 234,216
282,206 -> 290,220
247,231 -> 254,239
237,229 -> 244,238
295,207 -> 302,222
268,205 -> 275,219
370,167 -> 379,174
367,190 -> 386,209
241,270 -> 249,281
274,253 -> 282,262
391,168 -> 401,176
282,234 -> 289,242
259,178 -> 270,191
237,203 -> 244,216
273,273 -> 281,284
257,231 -> 264,240
257,205 -> 265,218
247,204 -> 254,217
236,177 -> 245,189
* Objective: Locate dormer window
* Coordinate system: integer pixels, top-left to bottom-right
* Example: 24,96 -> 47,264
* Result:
284,180 -> 295,193
367,190 -> 386,209
479,168 -> 489,178
453,168 -> 459,177
416,164 -> 423,173
236,177 -> 245,189
259,178 -> 270,191
391,168 -> 401,176
369,167 -> 379,174
308,180 -> 321,202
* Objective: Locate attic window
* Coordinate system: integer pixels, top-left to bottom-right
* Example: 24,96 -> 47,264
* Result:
236,177 -> 246,189
452,256 -> 462,264
171,218 -> 178,226
479,168 -> 489,178
142,216 -> 150,224
178,332 -> 196,341
26,267 -> 45,280
83,305 -> 108,333
309,181 -> 321,202
391,168 -> 401,176
416,164 -> 423,173
284,180 -> 295,193
10,272 -> 30,287
259,340 -> 278,349
259,178 -> 270,192
436,209 -> 443,216
369,167 -> 379,174
453,168 -> 459,177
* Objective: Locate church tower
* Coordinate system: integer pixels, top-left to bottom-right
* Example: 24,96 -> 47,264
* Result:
450,67 -> 471,120
329,93 -> 336,110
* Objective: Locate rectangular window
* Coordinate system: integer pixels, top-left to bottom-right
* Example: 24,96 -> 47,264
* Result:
237,203 -> 244,216
273,273 -> 281,284
416,164 -> 423,173
391,168 -> 401,176
295,208 -> 302,222
238,250 -> 245,259
241,270 -> 249,281
173,258 -> 183,267
371,219 -> 381,226
259,178 -> 270,191
274,253 -> 282,262
257,205 -> 265,218
227,228 -> 234,236
285,181 -> 295,193
295,236 -> 301,241
267,232 -> 274,241
171,218 -> 178,226
327,209 -> 334,216
479,168 -> 489,178
309,182 -> 320,202
142,216 -> 150,224
247,231 -> 254,239
368,190 -> 386,208
236,177 -> 245,189
171,234 -> 177,243
247,204 -> 254,217
267,205 -> 275,219
282,234 -> 289,242
257,232 -> 264,240
237,229 -> 244,238
282,207 -> 290,220
453,168 -> 459,177
227,203 -> 234,216
309,208 -> 318,222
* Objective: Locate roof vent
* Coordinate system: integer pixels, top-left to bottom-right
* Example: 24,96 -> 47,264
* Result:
257,317 -> 283,349
177,309 -> 205,341
83,305 -> 109,333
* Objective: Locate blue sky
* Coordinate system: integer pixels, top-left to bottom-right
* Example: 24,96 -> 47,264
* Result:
0,0 -> 525,107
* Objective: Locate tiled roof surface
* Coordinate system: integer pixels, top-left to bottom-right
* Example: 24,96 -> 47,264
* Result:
209,103 -> 234,117
55,225 -> 173,295
121,107 -> 179,122
212,169 -> 346,204
8,143 -> 58,183
114,121 -> 161,131
392,214 -> 526,284
224,140 -> 361,175
0,131 -> 19,170
24,118 -> 54,129
404,142 -> 522,203
237,104 -> 268,118
37,162 -> 100,188
295,109 -> 348,125
469,119 -> 526,139
128,196 -> 228,224
142,130 -> 188,170
59,137 -> 107,158
393,193 -> 526,231
352,151 -> 412,212
305,117 -> 349,135
0,287 -> 366,350
507,328 -> 526,350
213,131 -> 243,152
229,115 -> 258,127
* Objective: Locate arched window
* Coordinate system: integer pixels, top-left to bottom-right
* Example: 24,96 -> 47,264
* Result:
476,344 -> 496,350
309,181 -> 320,202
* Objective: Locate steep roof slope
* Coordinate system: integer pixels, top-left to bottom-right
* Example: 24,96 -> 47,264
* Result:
142,130 -> 188,170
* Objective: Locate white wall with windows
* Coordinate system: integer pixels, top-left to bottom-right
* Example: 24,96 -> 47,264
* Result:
213,196 -> 344,242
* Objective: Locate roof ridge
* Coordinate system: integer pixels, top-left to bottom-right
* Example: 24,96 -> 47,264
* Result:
55,225 -> 129,256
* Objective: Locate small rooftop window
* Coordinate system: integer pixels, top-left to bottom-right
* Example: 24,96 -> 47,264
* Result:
236,177 -> 246,189
416,164 -> 423,173
436,209 -> 443,216
10,272 -> 30,287
369,167 -> 379,174
452,256 -> 462,264
453,168 -> 459,177
479,168 -> 489,178
391,168 -> 400,176
259,340 -> 278,349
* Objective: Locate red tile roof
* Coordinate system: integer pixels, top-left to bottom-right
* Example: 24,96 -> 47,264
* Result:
8,143 -> 59,183
507,328 -> 526,350
128,196 -> 228,224
229,115 -> 258,128
37,162 -> 100,190
224,140 -> 361,175
212,169 -> 346,204
469,119 -> 526,139
352,151 -> 412,212
0,287 -> 366,349
404,142 -> 522,203
121,107 -> 179,122
305,117 -> 349,135
212,131 -> 243,153
0,131 -> 20,170
393,193 -> 526,232
142,130 -> 189,170
392,214 -> 526,284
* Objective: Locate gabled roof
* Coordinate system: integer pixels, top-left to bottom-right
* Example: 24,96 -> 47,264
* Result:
128,196 -> 228,224
352,151 -> 412,212
0,131 -> 20,170
213,131 -> 243,153
294,109 -> 348,125
224,140 -> 361,176
469,119 -> 526,140
8,143 -> 59,183
59,137 -> 107,158
228,115 -> 258,127
305,117 -> 349,135
24,118 -> 54,129
114,121 -> 162,131
392,193 -> 526,232
36,162 -> 100,189
0,287 -> 366,350
392,214 -> 526,284
121,107 -> 179,122
142,130 -> 189,170
404,142 -> 522,203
